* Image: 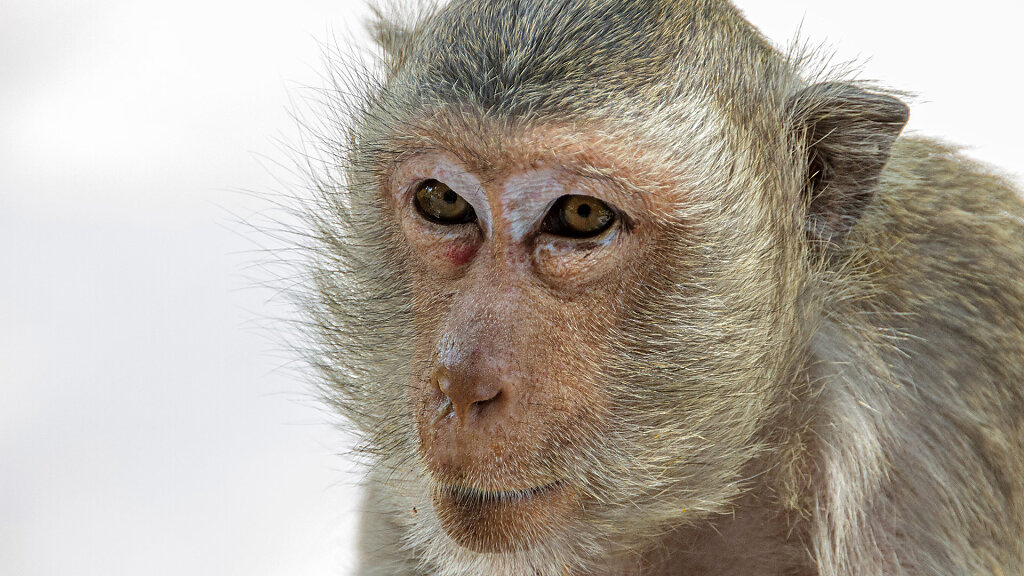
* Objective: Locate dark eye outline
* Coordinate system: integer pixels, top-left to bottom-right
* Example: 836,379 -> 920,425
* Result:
412,179 -> 477,225
541,194 -> 618,239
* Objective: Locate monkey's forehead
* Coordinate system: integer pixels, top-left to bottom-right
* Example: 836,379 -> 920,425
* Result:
389,0 -> 783,118
361,111 -> 695,201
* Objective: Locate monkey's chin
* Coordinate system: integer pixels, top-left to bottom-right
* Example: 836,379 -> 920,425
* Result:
431,480 -> 574,554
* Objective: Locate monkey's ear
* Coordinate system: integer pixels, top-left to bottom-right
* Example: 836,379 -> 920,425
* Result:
788,83 -> 909,245
368,5 -> 413,66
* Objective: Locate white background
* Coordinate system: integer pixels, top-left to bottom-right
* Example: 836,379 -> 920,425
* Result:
2,2 -> 1021,575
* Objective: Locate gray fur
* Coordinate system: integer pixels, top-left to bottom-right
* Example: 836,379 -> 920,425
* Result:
292,1 -> 1024,574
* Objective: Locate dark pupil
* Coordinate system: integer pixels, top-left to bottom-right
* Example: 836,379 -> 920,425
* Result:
443,189 -> 458,205
576,203 -> 592,218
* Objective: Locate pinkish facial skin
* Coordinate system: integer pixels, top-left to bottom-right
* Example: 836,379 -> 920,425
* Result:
444,243 -> 479,266
389,152 -> 650,285
385,143 -> 667,553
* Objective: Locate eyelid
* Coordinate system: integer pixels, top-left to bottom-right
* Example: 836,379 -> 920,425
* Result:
393,166 -> 492,236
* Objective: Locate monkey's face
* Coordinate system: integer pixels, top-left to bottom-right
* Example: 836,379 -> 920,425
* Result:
311,0 -> 908,570
386,139 -> 664,552
354,110 -> 804,562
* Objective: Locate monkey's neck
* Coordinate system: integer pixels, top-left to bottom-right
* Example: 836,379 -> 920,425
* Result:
609,488 -> 812,576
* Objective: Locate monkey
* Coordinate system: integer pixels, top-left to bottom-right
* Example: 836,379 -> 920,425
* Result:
292,0 -> 1024,574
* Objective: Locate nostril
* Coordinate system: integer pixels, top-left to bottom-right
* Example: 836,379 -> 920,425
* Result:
432,365 -> 508,423
472,389 -> 502,412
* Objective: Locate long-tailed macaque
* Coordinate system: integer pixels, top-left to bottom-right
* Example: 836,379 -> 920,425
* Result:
295,1 -> 1024,574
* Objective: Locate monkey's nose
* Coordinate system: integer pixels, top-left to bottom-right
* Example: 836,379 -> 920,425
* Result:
434,367 -> 504,424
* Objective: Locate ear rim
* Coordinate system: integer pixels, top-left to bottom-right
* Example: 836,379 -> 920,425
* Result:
367,3 -> 415,69
788,82 -> 910,247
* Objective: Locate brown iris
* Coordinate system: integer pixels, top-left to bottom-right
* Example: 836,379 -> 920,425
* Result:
544,195 -> 616,238
414,180 -> 475,224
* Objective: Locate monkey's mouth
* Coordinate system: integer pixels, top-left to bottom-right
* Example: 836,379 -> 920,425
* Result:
441,480 -> 563,504
431,479 -> 574,553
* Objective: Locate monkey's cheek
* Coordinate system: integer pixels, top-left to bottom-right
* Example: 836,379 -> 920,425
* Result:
442,242 -> 478,266
431,480 -> 578,554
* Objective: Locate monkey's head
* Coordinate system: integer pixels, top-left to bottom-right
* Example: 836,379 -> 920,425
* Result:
302,0 -> 907,572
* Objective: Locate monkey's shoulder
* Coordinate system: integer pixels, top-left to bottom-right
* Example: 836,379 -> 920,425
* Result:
847,135 -> 1024,381
882,136 -> 1022,222
855,135 -> 1024,280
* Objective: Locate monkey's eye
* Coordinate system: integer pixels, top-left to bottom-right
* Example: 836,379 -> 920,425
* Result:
413,180 -> 476,225
543,195 -> 616,238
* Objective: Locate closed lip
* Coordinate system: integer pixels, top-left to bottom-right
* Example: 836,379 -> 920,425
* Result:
439,479 -> 564,504
432,478 -> 574,552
